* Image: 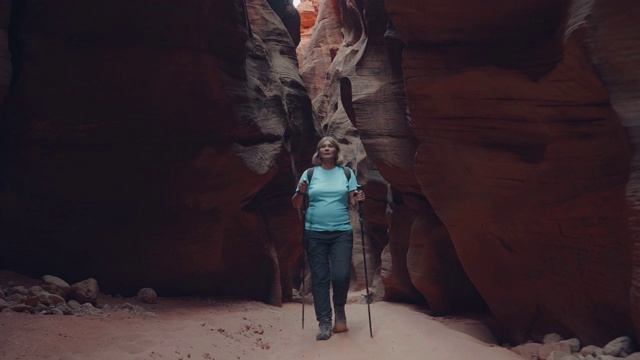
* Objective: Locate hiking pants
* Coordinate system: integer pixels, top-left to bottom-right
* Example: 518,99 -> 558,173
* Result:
304,229 -> 353,323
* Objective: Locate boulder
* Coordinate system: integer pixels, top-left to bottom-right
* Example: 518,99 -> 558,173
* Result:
136,288 -> 157,304
69,278 -> 99,305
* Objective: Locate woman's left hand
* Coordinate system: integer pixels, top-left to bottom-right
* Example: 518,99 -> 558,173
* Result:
355,190 -> 365,202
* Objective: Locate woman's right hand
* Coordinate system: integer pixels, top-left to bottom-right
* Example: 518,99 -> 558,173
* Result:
298,180 -> 308,194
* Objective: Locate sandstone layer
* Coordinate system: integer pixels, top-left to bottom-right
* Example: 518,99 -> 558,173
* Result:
1,0 -> 639,349
0,0 -> 314,305
385,0 -> 637,345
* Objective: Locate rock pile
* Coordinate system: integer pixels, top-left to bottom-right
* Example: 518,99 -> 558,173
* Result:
0,274 -> 154,316
510,333 -> 639,360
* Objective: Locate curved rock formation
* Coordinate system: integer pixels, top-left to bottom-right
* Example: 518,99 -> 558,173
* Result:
0,0 -> 314,305
298,0 -> 483,313
387,0 -> 636,345
578,0 -> 640,342
1,0 -> 639,348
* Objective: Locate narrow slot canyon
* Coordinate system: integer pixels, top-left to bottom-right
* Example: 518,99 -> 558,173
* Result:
1,1 -> 639,359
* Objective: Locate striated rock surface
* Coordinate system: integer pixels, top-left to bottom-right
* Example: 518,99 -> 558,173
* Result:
297,0 -> 483,313
0,0 -> 314,305
266,0 -> 301,46
578,0 -> 640,342
295,0 -> 321,65
1,0 -> 639,348
387,0 -> 636,345
296,0 -> 387,297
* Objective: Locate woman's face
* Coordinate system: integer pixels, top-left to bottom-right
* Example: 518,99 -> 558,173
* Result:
318,140 -> 337,163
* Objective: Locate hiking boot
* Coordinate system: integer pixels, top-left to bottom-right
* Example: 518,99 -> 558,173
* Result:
316,319 -> 332,341
333,306 -> 348,333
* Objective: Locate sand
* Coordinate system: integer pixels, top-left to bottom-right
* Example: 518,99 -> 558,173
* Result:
0,292 -> 524,360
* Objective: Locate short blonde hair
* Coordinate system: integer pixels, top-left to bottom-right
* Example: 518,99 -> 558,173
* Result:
311,136 -> 345,166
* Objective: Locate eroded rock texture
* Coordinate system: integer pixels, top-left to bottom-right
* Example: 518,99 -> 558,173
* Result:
295,0 -> 320,64
298,0 -> 484,312
1,0 -> 638,348
0,0 -> 315,305
581,0 -> 640,343
385,0 -> 637,345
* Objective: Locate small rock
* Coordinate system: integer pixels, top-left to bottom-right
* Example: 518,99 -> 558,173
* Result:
47,294 -> 65,306
544,333 -> 564,344
28,286 -> 62,306
9,304 -> 35,314
42,275 -> 71,298
55,303 -> 73,315
69,278 -> 99,305
9,286 -> 28,296
512,342 -> 543,359
72,302 -> 102,316
581,346 -> 604,357
21,296 -> 39,308
560,338 -> 581,353
603,336 -> 635,357
45,308 -> 64,316
596,356 -> 621,360
27,286 -> 46,297
34,303 -> 49,313
137,288 -> 157,304
29,286 -> 51,305
540,342 -> 573,360
7,293 -> 25,303
626,353 -> 640,360
0,298 -> 9,310
547,350 -> 571,360
67,300 -> 82,310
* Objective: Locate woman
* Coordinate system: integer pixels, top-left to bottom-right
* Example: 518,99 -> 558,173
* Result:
292,136 -> 365,341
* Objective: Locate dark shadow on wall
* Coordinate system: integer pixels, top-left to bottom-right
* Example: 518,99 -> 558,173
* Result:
266,0 -> 301,46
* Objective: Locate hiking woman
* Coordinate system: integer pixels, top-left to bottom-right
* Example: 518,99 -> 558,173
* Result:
291,136 -> 365,340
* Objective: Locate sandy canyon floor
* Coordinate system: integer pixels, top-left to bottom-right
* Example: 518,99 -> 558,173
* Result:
0,292 -> 526,360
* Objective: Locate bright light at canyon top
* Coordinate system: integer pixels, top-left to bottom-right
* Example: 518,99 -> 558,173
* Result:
293,0 -> 300,7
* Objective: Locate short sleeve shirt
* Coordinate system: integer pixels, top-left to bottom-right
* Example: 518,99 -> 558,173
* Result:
296,166 -> 357,231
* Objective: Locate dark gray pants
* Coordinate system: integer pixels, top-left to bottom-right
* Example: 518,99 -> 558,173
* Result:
304,229 -> 353,323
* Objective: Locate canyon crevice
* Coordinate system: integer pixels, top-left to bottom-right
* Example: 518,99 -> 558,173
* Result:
1,0 -> 639,347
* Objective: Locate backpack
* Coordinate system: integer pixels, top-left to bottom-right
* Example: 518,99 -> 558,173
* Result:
306,166 -> 351,184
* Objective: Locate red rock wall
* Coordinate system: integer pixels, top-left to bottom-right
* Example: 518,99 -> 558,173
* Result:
386,0 -> 636,345
579,0 -> 640,342
297,0 -> 484,312
2,0 -> 638,347
0,0 -> 315,305
297,0 -> 390,298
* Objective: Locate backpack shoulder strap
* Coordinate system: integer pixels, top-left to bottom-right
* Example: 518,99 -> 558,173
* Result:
307,167 -> 315,184
341,166 -> 351,181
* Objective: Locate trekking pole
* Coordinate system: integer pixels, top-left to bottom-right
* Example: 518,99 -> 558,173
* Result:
300,183 -> 308,330
301,227 -> 305,329
357,185 -> 373,338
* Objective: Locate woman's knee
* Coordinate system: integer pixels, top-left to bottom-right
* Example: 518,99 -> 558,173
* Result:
331,267 -> 351,284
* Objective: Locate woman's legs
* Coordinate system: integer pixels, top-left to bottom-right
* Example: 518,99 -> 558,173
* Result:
305,231 -> 332,331
329,230 -> 353,332
306,230 -> 354,339
330,230 -> 353,310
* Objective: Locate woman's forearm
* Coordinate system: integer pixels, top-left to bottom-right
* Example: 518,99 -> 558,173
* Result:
291,192 -> 305,209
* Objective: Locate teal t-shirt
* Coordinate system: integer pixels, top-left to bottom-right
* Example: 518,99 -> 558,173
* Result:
296,166 -> 357,231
